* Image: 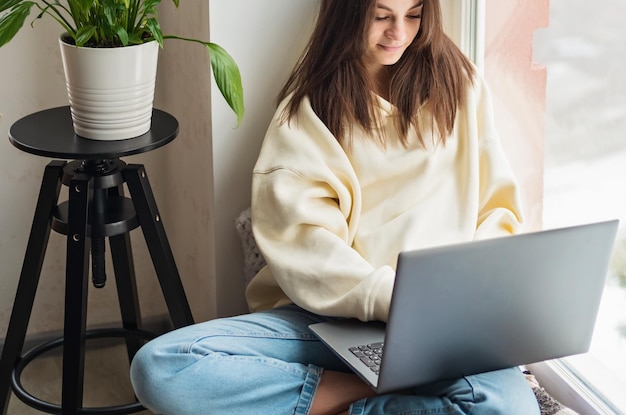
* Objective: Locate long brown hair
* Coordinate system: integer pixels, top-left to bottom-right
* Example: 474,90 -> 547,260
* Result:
277,0 -> 476,147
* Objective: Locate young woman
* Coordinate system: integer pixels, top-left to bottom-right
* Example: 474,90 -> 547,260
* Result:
130,0 -> 540,414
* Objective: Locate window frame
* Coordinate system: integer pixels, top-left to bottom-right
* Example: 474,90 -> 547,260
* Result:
441,0 -> 484,70
528,360 -> 623,415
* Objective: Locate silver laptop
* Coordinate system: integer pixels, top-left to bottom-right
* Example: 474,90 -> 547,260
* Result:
309,220 -> 619,393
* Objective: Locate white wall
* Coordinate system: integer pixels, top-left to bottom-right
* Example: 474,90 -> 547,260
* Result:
208,0 -> 319,317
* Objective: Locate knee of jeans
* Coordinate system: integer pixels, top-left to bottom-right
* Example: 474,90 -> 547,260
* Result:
469,390 -> 539,415
129,338 -> 194,411
129,341 -> 163,408
466,368 -> 540,415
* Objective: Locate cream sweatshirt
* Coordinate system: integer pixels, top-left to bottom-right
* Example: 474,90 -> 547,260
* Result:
246,75 -> 523,322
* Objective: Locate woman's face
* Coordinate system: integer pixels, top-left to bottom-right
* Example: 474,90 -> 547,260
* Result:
364,0 -> 423,71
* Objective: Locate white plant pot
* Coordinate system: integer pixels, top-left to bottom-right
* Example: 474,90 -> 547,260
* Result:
59,36 -> 159,141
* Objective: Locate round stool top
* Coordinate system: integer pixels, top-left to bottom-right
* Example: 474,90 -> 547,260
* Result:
8,106 -> 179,160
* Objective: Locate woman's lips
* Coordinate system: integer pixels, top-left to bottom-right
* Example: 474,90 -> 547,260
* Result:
379,44 -> 404,53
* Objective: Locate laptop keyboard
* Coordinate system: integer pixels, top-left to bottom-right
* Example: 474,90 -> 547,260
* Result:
349,342 -> 384,374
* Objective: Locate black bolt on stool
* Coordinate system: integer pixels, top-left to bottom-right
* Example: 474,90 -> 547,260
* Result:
0,107 -> 195,415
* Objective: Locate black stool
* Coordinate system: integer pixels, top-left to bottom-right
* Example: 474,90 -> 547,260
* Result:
0,107 -> 195,415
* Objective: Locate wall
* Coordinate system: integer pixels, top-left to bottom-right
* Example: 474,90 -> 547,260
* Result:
152,1 -> 216,323
152,0 -> 320,321
208,0 -> 319,317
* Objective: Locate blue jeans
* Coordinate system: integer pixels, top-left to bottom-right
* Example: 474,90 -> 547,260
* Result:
130,305 -> 539,415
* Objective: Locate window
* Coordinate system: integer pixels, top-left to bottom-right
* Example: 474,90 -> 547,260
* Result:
440,0 -> 484,69
533,0 -> 626,413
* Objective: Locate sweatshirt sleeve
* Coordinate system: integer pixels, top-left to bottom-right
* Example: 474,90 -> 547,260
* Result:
473,76 -> 525,239
249,99 -> 395,322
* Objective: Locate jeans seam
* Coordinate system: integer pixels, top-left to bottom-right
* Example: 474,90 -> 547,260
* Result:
183,332 -> 319,353
294,365 -> 323,415
349,398 -> 366,415
206,353 -> 313,377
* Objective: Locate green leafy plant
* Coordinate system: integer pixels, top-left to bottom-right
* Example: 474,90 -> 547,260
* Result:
0,0 -> 244,124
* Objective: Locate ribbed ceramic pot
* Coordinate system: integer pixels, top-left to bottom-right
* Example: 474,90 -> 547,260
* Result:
59,35 -> 159,140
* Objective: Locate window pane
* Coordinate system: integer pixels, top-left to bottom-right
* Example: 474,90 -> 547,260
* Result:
535,0 -> 626,412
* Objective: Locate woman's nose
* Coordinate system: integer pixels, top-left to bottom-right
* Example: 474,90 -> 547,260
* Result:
385,21 -> 407,42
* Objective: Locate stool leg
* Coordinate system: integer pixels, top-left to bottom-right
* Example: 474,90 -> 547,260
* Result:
61,173 -> 91,415
123,164 -> 194,328
0,161 -> 65,415
109,186 -> 144,363
109,232 -> 145,364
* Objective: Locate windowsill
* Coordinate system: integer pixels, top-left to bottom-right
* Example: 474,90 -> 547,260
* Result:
528,358 -> 626,415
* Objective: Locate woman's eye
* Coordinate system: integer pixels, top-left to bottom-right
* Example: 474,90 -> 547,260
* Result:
375,16 -> 390,21
407,14 -> 422,20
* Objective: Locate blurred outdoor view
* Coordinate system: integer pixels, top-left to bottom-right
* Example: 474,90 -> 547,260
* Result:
534,0 -> 626,411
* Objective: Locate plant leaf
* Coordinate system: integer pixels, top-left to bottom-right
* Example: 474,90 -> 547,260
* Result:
74,25 -> 96,46
127,31 -> 143,45
0,1 -> 34,47
144,17 -> 162,46
0,0 -> 25,13
207,42 -> 244,125
114,26 -> 129,46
